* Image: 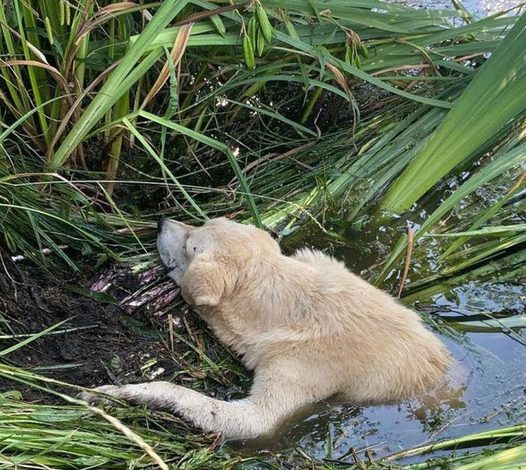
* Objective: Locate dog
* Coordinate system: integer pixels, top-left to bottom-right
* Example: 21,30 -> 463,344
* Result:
81,217 -> 450,440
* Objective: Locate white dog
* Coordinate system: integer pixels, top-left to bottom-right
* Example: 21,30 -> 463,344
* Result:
81,217 -> 450,440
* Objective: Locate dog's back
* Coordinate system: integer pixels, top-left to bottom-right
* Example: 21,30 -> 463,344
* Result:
207,246 -> 449,404
290,248 -> 450,402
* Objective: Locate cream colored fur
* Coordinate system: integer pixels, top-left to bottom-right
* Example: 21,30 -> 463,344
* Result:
81,217 -> 450,440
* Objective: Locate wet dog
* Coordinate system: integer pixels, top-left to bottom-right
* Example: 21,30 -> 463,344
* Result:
81,217 -> 450,440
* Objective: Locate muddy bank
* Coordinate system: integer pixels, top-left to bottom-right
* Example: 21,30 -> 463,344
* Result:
0,249 -> 195,401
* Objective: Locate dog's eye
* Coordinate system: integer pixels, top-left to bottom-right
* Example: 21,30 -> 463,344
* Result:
184,240 -> 198,255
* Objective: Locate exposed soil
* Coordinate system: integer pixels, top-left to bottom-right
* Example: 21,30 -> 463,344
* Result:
0,248 -> 184,402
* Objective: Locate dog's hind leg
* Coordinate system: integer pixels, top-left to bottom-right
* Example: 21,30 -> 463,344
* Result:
80,372 -> 314,440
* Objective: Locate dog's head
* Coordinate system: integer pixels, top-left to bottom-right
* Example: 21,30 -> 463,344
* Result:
157,217 -> 279,307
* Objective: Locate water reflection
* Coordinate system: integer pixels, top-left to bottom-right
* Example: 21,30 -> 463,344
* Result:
392,0 -> 523,16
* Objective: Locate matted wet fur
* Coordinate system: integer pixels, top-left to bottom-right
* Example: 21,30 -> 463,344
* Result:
81,217 -> 450,440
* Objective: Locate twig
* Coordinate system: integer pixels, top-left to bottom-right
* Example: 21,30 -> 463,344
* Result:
506,170 -> 526,195
182,314 -> 199,347
351,448 -> 366,469
397,222 -> 414,298
168,313 -> 175,352
236,142 -> 315,179
372,53 -> 487,76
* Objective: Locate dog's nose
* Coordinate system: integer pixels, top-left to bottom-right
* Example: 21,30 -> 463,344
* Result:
157,219 -> 166,234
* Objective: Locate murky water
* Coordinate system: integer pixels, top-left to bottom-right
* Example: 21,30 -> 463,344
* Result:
393,0 -> 523,16
234,166 -> 525,463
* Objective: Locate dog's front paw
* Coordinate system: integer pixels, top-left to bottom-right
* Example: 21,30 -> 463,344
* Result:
78,385 -> 122,406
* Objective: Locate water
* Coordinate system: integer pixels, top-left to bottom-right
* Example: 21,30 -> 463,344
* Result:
291,302 -> 525,463
393,0 -> 523,16
233,173 -> 525,463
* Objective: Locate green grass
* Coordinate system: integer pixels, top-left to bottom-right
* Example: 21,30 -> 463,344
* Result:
0,390 -> 223,469
381,10 -> 526,213
1,346 -> 525,469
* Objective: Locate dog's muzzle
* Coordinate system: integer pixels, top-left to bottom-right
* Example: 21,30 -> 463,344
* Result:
163,264 -> 178,275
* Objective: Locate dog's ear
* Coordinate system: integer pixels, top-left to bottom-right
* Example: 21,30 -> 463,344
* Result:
181,254 -> 234,307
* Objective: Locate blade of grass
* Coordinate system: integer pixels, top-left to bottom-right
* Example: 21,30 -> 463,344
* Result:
121,117 -> 208,221
0,319 -> 71,357
49,0 -> 191,169
377,142 -> 526,283
381,12 -> 526,213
